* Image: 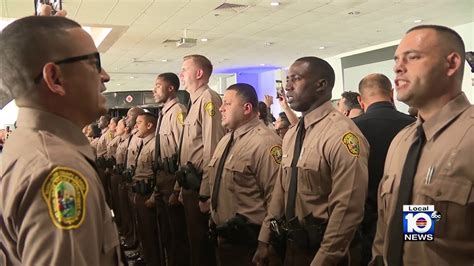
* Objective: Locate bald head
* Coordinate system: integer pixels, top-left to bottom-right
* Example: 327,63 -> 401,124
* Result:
0,16 -> 81,108
358,73 -> 393,111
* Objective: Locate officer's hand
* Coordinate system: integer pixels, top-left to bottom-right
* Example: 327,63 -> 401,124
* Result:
198,199 -> 210,213
38,3 -> 67,16
168,191 -> 180,205
252,241 -> 269,266
145,196 -> 156,208
264,95 -> 273,107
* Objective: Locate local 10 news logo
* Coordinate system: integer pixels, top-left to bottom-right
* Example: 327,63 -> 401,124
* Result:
403,205 -> 441,241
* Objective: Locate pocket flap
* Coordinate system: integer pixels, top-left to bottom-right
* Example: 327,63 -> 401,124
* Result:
380,175 -> 395,197
224,160 -> 246,173
420,177 -> 473,206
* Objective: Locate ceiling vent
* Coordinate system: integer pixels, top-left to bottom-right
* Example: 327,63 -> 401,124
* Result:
214,2 -> 249,12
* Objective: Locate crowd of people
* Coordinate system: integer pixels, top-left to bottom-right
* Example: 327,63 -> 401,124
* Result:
0,11 -> 473,266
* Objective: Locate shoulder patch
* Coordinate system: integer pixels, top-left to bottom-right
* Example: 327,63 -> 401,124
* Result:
270,145 -> 283,164
42,167 -> 88,230
204,101 -> 216,117
342,131 -> 360,157
177,112 -> 186,125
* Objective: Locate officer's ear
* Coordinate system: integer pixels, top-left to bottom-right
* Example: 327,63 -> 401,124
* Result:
315,79 -> 327,94
42,63 -> 66,96
243,102 -> 253,115
195,69 -> 204,80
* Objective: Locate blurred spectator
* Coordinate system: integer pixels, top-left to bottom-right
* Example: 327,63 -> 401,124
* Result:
338,91 -> 364,118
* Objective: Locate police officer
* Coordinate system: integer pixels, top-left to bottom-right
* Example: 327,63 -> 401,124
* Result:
108,117 -> 123,228
0,16 -> 122,265
372,25 -> 474,266
178,54 -> 225,266
352,73 -> 415,265
209,83 -> 282,265
132,112 -> 160,265
254,56 -> 369,266
147,72 -> 190,266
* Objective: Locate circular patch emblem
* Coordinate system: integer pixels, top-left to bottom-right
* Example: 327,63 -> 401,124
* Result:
342,131 -> 360,157
204,102 -> 216,117
270,145 -> 283,164
177,112 -> 186,125
42,167 -> 88,230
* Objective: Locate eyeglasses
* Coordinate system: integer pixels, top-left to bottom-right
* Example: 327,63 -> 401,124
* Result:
34,52 -> 101,83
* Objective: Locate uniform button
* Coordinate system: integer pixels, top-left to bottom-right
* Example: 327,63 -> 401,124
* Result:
435,191 -> 442,197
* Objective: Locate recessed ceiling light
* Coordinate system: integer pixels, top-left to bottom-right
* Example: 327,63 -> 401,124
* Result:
129,76 -> 135,79
348,11 -> 360,15
270,2 -> 280,6
260,63 -> 266,66
117,83 -> 121,86
201,38 -> 208,42
414,19 -> 423,23
264,42 -> 273,46
161,59 -> 168,62
319,46 -> 326,50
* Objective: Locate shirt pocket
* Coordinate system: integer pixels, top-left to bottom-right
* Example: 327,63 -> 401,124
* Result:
281,154 -> 291,191
419,176 -> 474,240
224,160 -> 247,192
296,153 -> 322,195
379,174 -> 396,212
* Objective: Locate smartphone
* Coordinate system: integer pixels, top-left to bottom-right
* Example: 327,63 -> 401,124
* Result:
35,0 -> 62,16
276,80 -> 284,100
467,51 -> 474,71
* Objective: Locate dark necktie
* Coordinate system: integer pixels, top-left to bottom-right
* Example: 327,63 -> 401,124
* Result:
387,124 -> 426,266
123,134 -> 134,167
211,132 -> 234,211
154,109 -> 164,172
177,98 -> 192,166
285,117 -> 305,220
134,139 -> 144,167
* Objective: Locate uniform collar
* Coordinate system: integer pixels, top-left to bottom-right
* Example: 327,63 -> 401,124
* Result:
189,85 -> 209,105
140,132 -> 155,144
366,101 -> 395,113
162,98 -> 178,115
303,101 -> 334,129
418,92 -> 471,141
16,107 -> 95,161
232,116 -> 261,139
101,127 -> 109,134
120,132 -> 131,142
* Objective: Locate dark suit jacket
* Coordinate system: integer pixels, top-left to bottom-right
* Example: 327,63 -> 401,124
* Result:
353,101 -> 415,212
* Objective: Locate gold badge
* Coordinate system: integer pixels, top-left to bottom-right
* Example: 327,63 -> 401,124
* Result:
342,132 -> 360,157
177,112 -> 186,125
270,145 -> 283,164
204,102 -> 216,117
42,167 -> 88,230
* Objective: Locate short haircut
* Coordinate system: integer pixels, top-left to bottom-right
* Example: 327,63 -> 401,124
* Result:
341,91 -> 361,110
91,123 -> 101,138
278,118 -> 290,129
0,16 -> 82,107
226,83 -> 259,113
358,73 -> 392,97
158,72 -> 180,91
295,56 -> 335,89
138,112 -> 157,126
110,117 -> 120,125
407,25 -> 465,63
183,54 -> 213,78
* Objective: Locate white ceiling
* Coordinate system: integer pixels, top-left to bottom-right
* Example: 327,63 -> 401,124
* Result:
1,0 -> 473,92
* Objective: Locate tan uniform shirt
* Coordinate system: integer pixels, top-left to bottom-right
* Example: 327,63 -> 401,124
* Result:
107,135 -> 121,159
133,133 -> 155,181
262,101 -> 369,265
0,108 -> 122,266
372,93 -> 474,266
115,132 -> 132,166
159,98 -> 186,192
209,117 -> 282,226
126,129 -> 142,169
179,85 -> 225,196
97,128 -> 113,158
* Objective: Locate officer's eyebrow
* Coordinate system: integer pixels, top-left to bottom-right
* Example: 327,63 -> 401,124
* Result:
394,49 -> 422,61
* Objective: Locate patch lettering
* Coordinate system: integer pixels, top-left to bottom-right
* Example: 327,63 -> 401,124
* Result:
342,131 -> 360,157
42,167 -> 88,230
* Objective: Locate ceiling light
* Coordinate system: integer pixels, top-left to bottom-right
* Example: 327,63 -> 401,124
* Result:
414,19 -> 423,23
201,38 -> 208,42
129,76 -> 135,79
270,2 -> 280,6
264,42 -> 273,46
319,46 -> 326,50
260,63 -> 266,66
161,59 -> 168,62
117,83 -> 121,86
348,11 -> 360,15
